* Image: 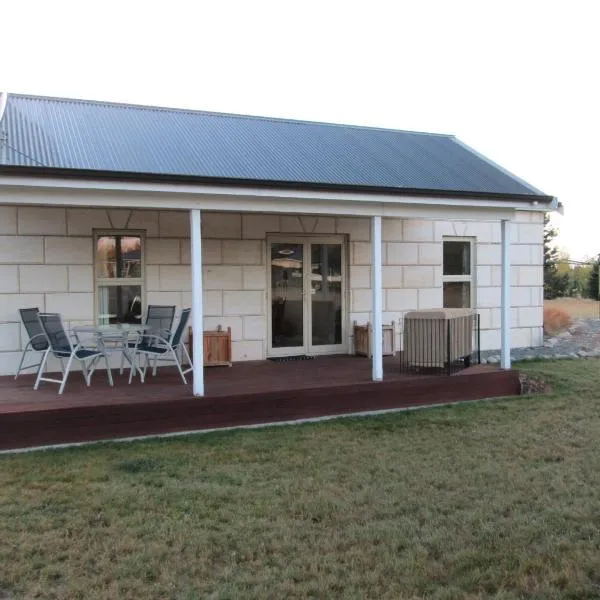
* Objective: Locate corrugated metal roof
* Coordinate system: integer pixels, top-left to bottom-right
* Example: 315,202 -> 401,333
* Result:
0,93 -> 547,198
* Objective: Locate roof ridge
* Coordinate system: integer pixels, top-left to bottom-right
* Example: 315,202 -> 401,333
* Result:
8,92 -> 455,138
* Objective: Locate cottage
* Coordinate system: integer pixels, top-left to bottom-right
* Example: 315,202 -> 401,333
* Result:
0,93 -> 556,396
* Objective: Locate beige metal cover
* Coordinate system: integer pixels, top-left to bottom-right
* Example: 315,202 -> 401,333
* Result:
403,308 -> 475,367
404,308 -> 475,320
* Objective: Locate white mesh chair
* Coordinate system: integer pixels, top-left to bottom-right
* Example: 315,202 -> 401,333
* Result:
129,308 -> 193,384
34,313 -> 114,394
15,307 -> 49,379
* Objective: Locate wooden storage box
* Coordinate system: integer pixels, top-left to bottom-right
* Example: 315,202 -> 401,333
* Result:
188,325 -> 232,367
353,321 -> 396,357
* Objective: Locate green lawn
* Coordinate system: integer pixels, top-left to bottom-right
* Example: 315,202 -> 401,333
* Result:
2,360 -> 600,599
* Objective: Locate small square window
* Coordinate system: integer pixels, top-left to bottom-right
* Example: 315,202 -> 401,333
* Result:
442,239 -> 474,309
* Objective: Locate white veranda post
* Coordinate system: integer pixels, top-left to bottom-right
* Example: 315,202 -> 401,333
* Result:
190,209 -> 205,396
371,215 -> 383,381
500,219 -> 511,370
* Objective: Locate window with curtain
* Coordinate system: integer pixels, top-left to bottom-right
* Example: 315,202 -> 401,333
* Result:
95,232 -> 144,324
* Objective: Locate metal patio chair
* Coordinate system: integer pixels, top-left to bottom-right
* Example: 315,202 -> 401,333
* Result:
129,308 -> 193,384
34,313 -> 114,394
120,304 -> 176,374
15,307 -> 50,379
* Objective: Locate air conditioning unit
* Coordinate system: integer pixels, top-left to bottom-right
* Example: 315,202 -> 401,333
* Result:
403,308 -> 475,369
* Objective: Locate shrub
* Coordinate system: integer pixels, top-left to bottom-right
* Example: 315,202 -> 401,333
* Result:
543,307 -> 572,335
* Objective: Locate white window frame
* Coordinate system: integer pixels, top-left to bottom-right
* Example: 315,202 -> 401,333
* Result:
266,234 -> 348,357
442,237 -> 475,309
93,230 -> 146,325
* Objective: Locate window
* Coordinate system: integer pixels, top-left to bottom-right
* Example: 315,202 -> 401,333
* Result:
94,232 -> 144,324
443,239 -> 474,308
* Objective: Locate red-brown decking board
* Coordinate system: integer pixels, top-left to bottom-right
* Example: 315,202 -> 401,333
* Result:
0,356 -> 520,451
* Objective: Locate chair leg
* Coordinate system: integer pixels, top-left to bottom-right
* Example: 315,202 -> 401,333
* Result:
59,353 -> 76,394
128,352 -> 137,384
81,361 -> 90,385
181,344 -> 193,370
119,349 -> 124,375
35,351 -> 46,380
14,346 -> 30,379
34,349 -> 51,390
140,354 -> 149,383
173,349 -> 187,384
104,354 -> 114,386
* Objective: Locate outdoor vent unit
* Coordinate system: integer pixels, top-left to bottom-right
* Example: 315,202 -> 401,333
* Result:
402,308 -> 477,373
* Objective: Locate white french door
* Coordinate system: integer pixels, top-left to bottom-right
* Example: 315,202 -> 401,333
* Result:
267,236 -> 347,357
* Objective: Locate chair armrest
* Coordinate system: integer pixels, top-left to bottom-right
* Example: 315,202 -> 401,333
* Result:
29,333 -> 48,343
134,333 -> 171,349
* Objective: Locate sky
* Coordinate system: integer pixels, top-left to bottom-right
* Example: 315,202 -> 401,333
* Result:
2,0 -> 598,259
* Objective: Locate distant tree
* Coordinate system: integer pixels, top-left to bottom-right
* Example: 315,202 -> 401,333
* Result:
543,215 -> 569,299
587,257 -> 600,300
573,262 -> 594,298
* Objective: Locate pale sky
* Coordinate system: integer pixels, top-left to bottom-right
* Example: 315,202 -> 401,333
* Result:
2,0 -> 598,259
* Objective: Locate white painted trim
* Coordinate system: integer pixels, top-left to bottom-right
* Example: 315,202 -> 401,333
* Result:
0,185 -> 526,221
0,174 -> 551,213
442,237 -> 475,309
266,235 -> 347,357
500,219 -> 511,369
93,229 -> 146,325
371,216 -> 383,381
190,209 -> 204,396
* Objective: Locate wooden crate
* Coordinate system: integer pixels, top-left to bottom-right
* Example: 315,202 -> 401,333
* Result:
353,321 -> 396,357
188,325 -> 232,367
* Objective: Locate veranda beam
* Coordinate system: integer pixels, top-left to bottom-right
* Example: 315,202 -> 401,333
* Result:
500,219 -> 511,370
190,209 -> 205,396
371,215 -> 383,381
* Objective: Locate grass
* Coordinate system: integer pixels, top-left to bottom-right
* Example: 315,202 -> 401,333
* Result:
2,360 -> 600,599
545,297 -> 600,320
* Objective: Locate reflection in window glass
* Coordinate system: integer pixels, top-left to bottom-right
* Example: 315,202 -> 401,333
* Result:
311,244 -> 342,345
98,285 -> 142,325
271,243 -> 304,348
95,233 -> 144,325
443,282 -> 471,308
96,236 -> 142,279
443,241 -> 470,276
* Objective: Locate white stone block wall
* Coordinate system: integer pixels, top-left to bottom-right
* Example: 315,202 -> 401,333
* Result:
0,206 -> 544,375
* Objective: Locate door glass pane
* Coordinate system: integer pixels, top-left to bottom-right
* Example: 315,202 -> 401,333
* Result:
96,235 -> 142,278
311,244 -> 342,346
271,243 -> 304,348
443,282 -> 471,308
98,285 -> 142,325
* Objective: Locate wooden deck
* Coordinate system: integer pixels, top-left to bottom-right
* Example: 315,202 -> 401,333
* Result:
0,356 -> 521,451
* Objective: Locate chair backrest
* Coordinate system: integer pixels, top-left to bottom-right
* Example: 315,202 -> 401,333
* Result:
145,305 -> 176,337
19,308 -> 49,351
38,313 -> 72,355
170,309 -> 191,349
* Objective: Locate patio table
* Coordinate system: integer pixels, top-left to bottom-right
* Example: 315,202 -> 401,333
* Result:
72,324 -> 150,379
